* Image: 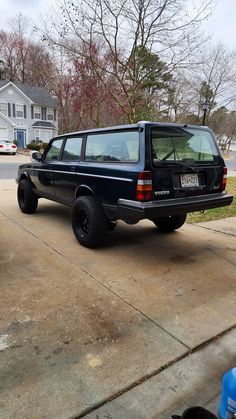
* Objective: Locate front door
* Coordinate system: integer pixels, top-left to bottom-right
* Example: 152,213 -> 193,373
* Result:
16,130 -> 26,148
32,138 -> 64,199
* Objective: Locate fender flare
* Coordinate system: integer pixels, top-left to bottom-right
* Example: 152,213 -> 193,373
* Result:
75,184 -> 96,200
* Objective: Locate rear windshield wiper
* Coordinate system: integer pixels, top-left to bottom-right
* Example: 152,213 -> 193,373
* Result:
167,160 -> 196,171
154,158 -> 196,171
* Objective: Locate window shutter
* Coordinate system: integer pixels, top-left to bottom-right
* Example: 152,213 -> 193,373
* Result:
8,103 -> 11,117
42,107 -> 46,120
31,105 -> 34,119
13,103 -> 16,117
24,105 -> 27,119
54,109 -> 56,122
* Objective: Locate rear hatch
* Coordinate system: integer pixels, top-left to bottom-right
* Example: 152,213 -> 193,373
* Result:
149,126 -> 224,200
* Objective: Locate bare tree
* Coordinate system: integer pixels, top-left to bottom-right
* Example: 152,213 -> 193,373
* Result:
191,43 -> 236,123
0,14 -> 55,87
42,0 -> 213,123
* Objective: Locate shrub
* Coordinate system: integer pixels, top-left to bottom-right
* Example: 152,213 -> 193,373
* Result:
26,143 -> 41,151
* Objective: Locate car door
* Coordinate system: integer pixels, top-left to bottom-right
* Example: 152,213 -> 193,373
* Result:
32,138 -> 64,198
53,136 -> 83,205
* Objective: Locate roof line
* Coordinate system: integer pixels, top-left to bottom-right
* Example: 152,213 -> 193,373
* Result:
0,81 -> 33,104
0,111 -> 17,127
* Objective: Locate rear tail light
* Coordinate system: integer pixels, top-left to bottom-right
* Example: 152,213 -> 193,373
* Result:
12,145 -> 17,148
0,145 -> 3,148
222,167 -> 227,191
136,171 -> 153,201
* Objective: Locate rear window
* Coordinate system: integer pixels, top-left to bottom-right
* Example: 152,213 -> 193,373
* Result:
85,130 -> 139,162
151,127 -> 220,166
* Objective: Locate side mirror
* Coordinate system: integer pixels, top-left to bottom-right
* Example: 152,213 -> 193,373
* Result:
30,150 -> 42,162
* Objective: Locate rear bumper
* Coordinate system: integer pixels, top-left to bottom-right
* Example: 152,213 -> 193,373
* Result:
118,193 -> 233,222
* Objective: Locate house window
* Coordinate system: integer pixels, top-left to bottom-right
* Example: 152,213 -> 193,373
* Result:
34,106 -> 41,119
0,102 -> 8,116
35,129 -> 40,142
41,130 -> 52,143
47,108 -> 54,121
16,104 -> 24,118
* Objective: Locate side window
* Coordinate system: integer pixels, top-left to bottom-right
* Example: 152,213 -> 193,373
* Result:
62,137 -> 83,161
44,139 -> 63,161
85,130 -> 139,162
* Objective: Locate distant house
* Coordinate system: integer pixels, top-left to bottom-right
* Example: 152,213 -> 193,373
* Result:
0,80 -> 58,147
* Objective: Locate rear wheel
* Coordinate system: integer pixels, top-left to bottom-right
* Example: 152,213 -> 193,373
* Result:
72,196 -> 108,248
17,179 -> 38,213
152,214 -> 186,233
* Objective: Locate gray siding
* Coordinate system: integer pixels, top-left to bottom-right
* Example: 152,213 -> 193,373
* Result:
0,84 -> 58,144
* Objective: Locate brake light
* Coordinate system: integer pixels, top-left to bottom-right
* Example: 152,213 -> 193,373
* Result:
0,145 -> 3,148
12,145 -> 16,148
222,167 -> 227,191
136,171 -> 153,201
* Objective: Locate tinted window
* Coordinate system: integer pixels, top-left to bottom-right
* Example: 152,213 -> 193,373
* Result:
151,127 -> 220,165
62,137 -> 83,161
44,139 -> 63,161
85,130 -> 139,162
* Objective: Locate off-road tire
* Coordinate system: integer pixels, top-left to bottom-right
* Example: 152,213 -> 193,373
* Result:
72,196 -> 108,248
152,214 -> 186,233
17,179 -> 38,214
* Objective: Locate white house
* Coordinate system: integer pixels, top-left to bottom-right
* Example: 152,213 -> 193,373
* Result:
0,80 -> 58,147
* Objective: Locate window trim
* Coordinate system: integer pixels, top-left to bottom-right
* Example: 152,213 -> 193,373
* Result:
35,129 -> 40,142
47,107 -> 54,121
34,105 -> 41,120
84,129 -> 140,164
150,126 -> 221,167
61,136 -> 83,161
0,101 -> 8,117
15,103 -> 24,119
43,138 -> 64,162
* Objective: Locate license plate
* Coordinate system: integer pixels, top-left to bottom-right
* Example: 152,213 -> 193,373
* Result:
180,173 -> 199,187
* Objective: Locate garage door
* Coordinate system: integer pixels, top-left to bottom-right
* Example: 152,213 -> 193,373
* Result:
0,127 -> 8,139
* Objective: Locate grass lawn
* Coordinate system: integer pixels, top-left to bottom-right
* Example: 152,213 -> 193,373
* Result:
187,177 -> 236,223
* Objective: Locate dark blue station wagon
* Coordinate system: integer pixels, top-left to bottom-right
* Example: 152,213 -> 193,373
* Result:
17,121 -> 233,247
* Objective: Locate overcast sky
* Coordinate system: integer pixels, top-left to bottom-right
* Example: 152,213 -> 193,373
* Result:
0,0 -> 236,51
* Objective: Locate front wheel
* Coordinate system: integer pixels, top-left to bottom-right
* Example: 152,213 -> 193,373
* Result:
72,196 -> 108,248
17,179 -> 38,214
152,214 -> 186,233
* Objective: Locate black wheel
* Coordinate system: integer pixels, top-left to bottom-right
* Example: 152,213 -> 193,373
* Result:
152,214 -> 186,233
17,179 -> 38,214
72,196 -> 108,248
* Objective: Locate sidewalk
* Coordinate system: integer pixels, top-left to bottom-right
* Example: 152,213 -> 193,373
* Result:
85,328 -> 236,419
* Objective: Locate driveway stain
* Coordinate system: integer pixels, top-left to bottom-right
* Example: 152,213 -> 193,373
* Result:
6,317 -> 32,333
53,347 -> 63,355
170,254 -> 195,265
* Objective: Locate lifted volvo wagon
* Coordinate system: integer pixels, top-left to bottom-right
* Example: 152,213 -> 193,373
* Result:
17,121 -> 233,247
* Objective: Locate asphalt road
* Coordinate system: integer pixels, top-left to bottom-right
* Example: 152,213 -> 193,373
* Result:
0,153 -> 29,179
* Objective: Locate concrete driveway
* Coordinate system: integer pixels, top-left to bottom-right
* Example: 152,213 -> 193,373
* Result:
0,154 -> 236,418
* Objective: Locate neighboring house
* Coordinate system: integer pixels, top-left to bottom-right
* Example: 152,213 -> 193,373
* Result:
0,80 -> 58,147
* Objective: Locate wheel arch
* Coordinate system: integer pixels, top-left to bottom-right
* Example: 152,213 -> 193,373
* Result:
18,172 -> 35,189
75,185 -> 96,199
